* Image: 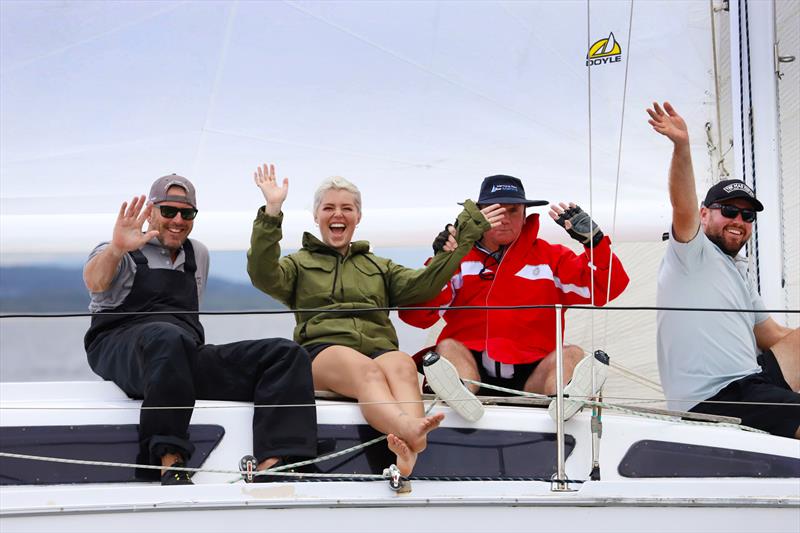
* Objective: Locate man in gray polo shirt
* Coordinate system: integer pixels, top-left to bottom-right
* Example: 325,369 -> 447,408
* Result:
83,174 -> 318,484
648,102 -> 799,438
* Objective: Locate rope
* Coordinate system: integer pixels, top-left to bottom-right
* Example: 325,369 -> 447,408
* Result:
0,451 -> 585,485
228,394 -> 441,482
0,451 -> 386,480
460,379 -> 769,433
1,395 -> 794,411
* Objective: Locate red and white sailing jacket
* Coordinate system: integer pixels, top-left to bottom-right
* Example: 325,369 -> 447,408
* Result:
399,213 -> 630,364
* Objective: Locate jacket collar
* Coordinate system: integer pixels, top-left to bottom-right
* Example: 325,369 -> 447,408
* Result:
519,212 -> 541,241
302,232 -> 371,257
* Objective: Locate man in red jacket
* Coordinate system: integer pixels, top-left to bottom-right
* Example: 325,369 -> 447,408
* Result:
400,175 -> 630,421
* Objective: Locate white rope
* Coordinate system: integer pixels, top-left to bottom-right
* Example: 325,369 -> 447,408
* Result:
0,451 -> 387,480
608,359 -> 664,393
0,399 -> 446,482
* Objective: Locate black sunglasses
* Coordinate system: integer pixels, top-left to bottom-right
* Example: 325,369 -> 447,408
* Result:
708,203 -> 756,223
159,205 -> 198,220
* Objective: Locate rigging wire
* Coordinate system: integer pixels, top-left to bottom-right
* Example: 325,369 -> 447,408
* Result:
603,0 -> 635,346
2,303 -> 794,319
1,396 -> 793,412
586,0 -> 596,390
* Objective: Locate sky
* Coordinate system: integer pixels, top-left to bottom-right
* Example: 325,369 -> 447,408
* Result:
0,0 -> 718,258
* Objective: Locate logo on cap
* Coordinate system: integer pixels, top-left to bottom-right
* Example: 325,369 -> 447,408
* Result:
723,182 -> 754,195
491,184 -> 519,193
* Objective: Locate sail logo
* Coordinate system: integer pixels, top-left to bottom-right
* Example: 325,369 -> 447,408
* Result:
586,32 -> 622,66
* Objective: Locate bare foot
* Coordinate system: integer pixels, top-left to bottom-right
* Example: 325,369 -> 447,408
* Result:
402,412 -> 445,453
387,434 -> 417,477
257,457 -> 280,471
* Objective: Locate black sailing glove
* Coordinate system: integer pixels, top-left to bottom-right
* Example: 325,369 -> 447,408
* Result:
432,223 -> 457,255
555,205 -> 604,248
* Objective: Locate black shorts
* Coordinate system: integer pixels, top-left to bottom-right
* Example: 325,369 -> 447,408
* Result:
689,350 -> 800,438
470,350 -> 541,396
305,343 -> 393,362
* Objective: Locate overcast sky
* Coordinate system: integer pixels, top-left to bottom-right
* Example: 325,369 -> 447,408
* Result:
1,0 -> 717,257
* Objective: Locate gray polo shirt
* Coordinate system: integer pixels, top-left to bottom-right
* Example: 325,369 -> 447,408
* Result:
85,238 -> 210,312
656,228 -> 768,411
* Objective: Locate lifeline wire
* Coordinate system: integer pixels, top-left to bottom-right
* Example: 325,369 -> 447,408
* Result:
1,303 -> 796,319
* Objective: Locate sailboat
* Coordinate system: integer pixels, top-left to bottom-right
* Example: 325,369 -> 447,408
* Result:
1,1 -> 798,531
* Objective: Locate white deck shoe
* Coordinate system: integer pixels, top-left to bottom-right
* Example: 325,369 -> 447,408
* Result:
548,350 -> 609,421
422,352 -> 485,423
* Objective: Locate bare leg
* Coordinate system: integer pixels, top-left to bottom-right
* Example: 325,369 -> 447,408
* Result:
770,328 -> 800,391
435,338 -> 481,393
312,346 -> 443,454
375,351 -> 424,417
258,457 -> 280,471
523,345 -> 584,395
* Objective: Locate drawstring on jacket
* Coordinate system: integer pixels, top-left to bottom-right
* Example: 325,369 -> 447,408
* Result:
363,255 -> 391,315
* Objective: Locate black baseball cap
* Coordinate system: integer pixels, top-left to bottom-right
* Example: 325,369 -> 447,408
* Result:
703,179 -> 763,212
467,175 -> 548,207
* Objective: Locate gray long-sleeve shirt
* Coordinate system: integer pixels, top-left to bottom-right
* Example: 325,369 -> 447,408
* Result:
84,238 -> 209,312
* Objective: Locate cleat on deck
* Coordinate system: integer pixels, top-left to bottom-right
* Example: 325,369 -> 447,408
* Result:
422,352 -> 484,422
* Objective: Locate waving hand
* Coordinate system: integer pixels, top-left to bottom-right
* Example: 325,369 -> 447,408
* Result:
254,163 -> 289,216
111,195 -> 159,253
647,102 -> 688,146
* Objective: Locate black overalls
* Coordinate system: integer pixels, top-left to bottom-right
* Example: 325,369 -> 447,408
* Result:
85,241 -> 317,474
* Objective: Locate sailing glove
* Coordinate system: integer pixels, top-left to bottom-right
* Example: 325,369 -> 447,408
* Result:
432,223 -> 457,255
555,205 -> 604,248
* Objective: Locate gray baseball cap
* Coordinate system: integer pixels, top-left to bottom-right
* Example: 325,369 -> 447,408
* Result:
149,174 -> 197,208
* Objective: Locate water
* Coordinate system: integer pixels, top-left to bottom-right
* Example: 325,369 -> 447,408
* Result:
0,314 -> 433,382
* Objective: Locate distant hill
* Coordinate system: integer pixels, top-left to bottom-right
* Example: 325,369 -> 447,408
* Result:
0,266 -> 284,313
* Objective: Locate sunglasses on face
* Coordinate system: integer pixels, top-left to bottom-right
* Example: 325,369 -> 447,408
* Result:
707,203 -> 756,223
158,205 -> 198,220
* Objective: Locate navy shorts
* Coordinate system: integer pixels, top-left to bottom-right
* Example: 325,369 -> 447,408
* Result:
470,350 -> 541,396
689,350 -> 800,438
305,343 -> 393,362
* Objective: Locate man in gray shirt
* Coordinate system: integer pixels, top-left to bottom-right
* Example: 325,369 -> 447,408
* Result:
648,102 -> 799,438
84,174 -> 317,484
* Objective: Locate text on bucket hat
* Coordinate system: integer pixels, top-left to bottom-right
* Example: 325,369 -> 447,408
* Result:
473,175 -> 548,207
149,174 -> 197,209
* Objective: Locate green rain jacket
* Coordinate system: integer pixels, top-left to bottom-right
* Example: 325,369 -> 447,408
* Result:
247,200 -> 489,354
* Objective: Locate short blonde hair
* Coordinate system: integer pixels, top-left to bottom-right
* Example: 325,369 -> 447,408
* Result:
313,176 -> 362,214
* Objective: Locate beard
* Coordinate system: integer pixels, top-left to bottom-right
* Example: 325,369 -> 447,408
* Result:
706,228 -> 747,257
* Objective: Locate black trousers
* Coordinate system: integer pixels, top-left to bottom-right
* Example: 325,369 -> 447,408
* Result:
689,350 -> 800,438
87,321 -> 317,466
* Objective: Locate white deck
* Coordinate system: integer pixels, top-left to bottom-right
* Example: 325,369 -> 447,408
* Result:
1,381 -> 798,532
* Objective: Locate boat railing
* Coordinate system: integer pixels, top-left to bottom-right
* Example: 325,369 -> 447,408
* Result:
0,302 -> 795,489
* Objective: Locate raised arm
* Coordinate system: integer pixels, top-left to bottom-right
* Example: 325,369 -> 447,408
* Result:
83,195 -> 158,292
647,101 -> 700,243
388,200 -> 493,306
247,163 -> 299,305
